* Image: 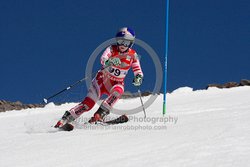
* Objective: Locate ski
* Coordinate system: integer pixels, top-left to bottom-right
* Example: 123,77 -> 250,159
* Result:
58,123 -> 74,131
103,115 -> 129,125
84,114 -> 129,126
57,115 -> 129,131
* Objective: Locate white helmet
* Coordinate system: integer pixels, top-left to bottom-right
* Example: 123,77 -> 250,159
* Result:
115,27 -> 135,48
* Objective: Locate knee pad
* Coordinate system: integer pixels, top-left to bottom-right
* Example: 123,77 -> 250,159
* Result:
110,84 -> 124,95
71,97 -> 96,117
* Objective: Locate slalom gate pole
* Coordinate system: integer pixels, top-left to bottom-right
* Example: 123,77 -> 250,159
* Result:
163,0 -> 170,116
137,87 -> 146,118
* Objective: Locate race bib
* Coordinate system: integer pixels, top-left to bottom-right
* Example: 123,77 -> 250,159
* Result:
107,66 -> 127,78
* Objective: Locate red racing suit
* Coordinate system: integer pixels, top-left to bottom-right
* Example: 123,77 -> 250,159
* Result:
69,45 -> 143,119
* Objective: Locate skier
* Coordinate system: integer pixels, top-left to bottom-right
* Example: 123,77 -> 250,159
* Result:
55,27 -> 143,129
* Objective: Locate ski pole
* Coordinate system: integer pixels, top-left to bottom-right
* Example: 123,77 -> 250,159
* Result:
43,65 -> 111,104
137,87 -> 146,118
43,76 -> 89,104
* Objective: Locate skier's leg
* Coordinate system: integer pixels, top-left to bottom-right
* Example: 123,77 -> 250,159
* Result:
55,79 -> 101,128
89,84 -> 124,123
103,84 -> 124,110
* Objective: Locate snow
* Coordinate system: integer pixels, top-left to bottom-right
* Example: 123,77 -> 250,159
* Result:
1,86 -> 250,167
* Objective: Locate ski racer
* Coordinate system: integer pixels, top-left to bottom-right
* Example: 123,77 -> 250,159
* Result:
55,27 -> 143,129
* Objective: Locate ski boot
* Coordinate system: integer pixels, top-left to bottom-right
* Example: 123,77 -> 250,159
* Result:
88,106 -> 110,124
54,111 -> 75,130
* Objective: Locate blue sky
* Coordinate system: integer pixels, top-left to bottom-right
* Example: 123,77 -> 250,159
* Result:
1,0 -> 249,103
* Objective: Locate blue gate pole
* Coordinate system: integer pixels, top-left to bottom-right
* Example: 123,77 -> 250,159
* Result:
163,0 -> 170,116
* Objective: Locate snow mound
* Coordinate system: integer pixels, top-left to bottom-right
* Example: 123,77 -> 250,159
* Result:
171,86 -> 193,94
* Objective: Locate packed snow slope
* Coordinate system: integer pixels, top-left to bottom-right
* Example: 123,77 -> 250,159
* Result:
0,86 -> 250,167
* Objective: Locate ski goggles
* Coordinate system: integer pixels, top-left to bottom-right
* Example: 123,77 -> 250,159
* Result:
117,39 -> 132,47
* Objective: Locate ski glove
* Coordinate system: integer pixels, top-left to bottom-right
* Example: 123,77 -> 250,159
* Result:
133,74 -> 143,87
105,57 -> 121,67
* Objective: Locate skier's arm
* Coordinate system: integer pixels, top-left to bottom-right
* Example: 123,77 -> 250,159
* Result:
100,46 -> 121,67
100,47 -> 112,66
132,53 -> 143,77
132,53 -> 143,86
